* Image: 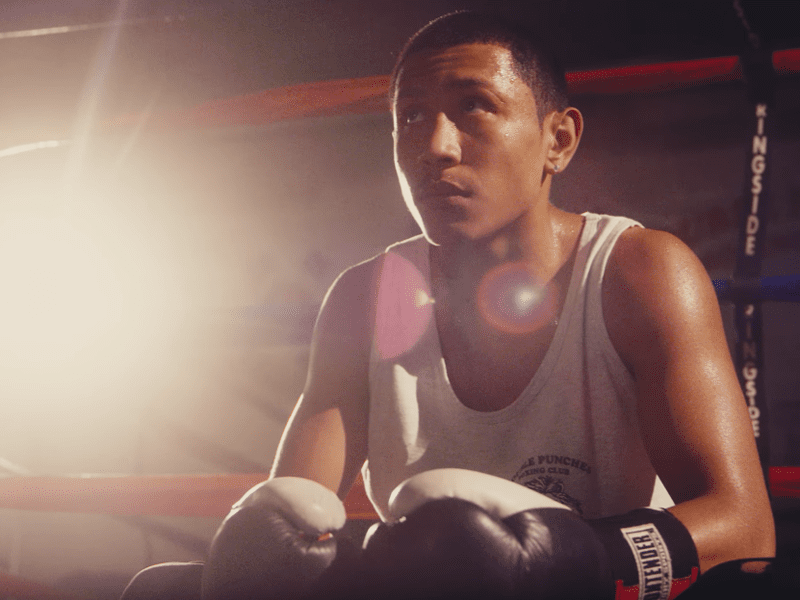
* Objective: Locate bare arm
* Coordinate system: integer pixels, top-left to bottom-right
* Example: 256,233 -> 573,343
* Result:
604,227 -> 775,573
270,260 -> 374,499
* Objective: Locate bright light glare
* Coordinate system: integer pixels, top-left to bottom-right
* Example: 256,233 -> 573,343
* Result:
0,216 -> 112,346
415,288 -> 434,308
0,215 -> 122,394
513,285 -> 542,313
0,205 -> 192,408
374,252 -> 434,359
477,262 -> 558,335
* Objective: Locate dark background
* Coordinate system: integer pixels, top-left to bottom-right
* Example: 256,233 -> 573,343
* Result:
3,0 -> 800,114
0,0 -> 798,594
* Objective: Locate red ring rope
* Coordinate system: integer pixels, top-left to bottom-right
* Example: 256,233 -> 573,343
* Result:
104,49 -> 800,131
0,472 -> 378,519
0,469 -> 795,521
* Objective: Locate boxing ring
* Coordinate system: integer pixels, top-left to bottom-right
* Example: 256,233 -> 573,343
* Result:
2,47 -> 800,599
0,469 -> 799,598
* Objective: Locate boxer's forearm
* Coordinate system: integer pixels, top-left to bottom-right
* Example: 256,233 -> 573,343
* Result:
271,404 -> 350,496
271,261 -> 371,498
668,491 -> 775,574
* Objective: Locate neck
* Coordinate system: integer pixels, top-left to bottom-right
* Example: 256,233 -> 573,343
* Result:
430,204 -> 575,288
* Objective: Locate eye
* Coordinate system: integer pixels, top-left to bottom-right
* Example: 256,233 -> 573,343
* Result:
461,96 -> 490,114
402,107 -> 425,125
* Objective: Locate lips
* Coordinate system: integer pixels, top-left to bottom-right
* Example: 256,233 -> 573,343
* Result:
420,179 -> 473,202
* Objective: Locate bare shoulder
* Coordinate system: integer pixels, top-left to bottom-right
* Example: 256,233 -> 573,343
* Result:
318,255 -> 379,319
602,226 -> 722,373
310,254 -> 382,363
605,226 -> 708,291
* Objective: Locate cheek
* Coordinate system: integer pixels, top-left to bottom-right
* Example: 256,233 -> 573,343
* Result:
393,138 -> 417,179
501,132 -> 545,181
501,118 -> 543,155
393,150 -> 421,216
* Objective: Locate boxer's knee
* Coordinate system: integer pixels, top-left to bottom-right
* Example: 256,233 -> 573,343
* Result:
678,559 -> 781,600
120,562 -> 203,600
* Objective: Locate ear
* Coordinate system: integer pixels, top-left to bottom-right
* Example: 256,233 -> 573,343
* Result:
545,107 -> 583,174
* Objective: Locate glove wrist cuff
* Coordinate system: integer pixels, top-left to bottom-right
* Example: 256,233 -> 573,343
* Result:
589,508 -> 699,600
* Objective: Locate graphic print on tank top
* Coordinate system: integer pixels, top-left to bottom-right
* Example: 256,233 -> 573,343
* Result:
511,454 -> 594,514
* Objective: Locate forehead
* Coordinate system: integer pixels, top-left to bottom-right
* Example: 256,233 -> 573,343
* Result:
394,42 -> 529,102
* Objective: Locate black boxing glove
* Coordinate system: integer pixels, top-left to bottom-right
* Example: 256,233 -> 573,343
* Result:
504,506 -> 699,600
362,496 -> 613,600
201,477 -> 346,600
363,468 -> 699,600
362,496 -> 594,600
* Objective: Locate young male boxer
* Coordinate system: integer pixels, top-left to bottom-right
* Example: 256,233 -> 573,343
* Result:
123,11 -> 775,600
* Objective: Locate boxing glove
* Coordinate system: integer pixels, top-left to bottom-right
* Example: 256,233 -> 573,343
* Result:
363,469 -> 698,600
363,496 -> 581,600
201,477 -> 346,600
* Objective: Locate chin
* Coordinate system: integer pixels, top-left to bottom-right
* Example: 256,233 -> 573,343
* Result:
422,224 -> 488,248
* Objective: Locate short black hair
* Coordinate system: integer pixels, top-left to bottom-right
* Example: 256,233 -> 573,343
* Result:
390,11 -> 569,125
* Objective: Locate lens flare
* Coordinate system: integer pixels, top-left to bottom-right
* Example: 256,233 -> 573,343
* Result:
374,252 -> 434,359
477,262 -> 558,335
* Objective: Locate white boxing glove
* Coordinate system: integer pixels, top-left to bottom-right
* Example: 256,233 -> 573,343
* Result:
232,476 -> 346,536
387,468 -> 571,522
203,477 -> 347,600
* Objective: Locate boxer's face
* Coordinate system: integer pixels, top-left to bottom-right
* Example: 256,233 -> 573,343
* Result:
392,42 -> 550,246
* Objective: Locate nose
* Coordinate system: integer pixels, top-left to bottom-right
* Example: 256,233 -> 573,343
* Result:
420,112 -> 461,167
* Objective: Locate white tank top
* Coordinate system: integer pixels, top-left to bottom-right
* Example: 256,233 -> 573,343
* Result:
363,213 -> 673,521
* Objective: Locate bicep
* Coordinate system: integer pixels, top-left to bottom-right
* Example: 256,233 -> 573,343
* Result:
271,262 -> 372,498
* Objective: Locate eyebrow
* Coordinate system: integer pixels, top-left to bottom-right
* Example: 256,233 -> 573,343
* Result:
396,77 -> 495,100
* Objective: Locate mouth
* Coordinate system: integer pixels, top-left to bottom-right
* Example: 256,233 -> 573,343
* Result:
420,180 -> 473,203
